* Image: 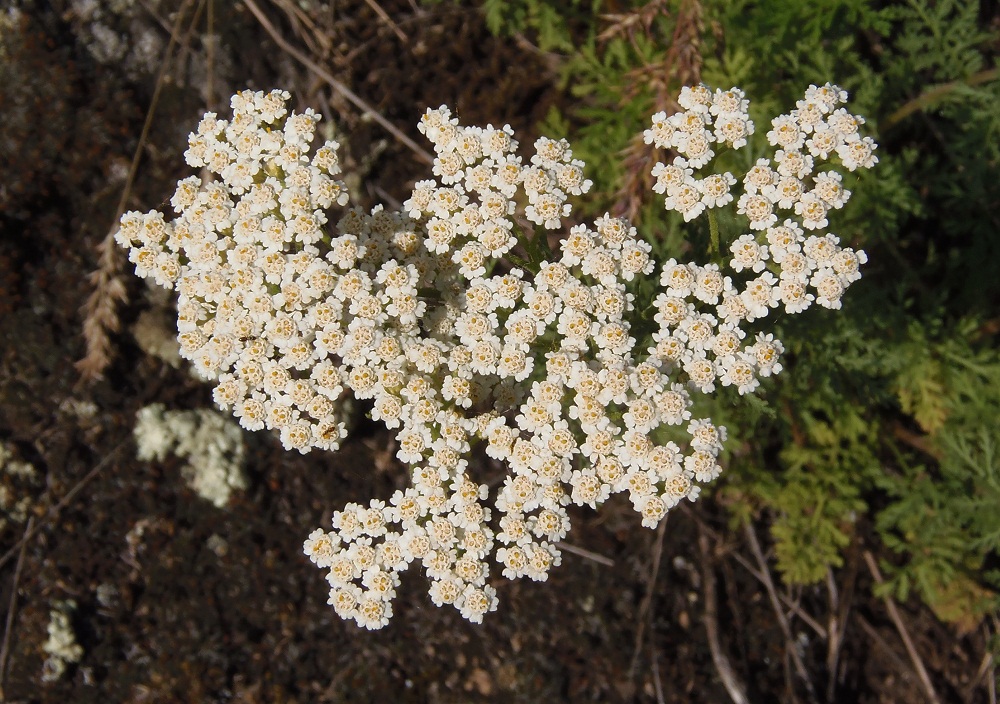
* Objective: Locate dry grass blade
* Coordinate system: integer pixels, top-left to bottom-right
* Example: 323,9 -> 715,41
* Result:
271,0 -> 333,60
598,0 -> 670,47
744,521 -> 819,704
76,0 -> 196,383
824,548 -> 859,703
0,517 -> 33,700
611,0 -> 703,222
964,639 -> 996,704
680,504 -> 827,639
0,442 -> 126,572
880,67 -> 999,133
855,614 -> 919,683
991,661 -> 997,704
650,637 -> 666,704
863,550 -> 942,704
628,516 -> 668,680
361,0 -> 409,43
824,568 -> 843,703
242,0 -> 433,165
556,541 -> 614,567
698,529 -> 751,704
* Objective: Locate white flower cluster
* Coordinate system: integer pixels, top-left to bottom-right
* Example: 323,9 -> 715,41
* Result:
116,85 -> 874,629
116,90 -> 353,453
647,84 -> 873,314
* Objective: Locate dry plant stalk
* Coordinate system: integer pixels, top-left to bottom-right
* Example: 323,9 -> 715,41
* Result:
744,521 -> 819,703
698,530 -> 751,704
598,0 -> 671,46
863,550 -> 942,704
242,0 -> 433,165
76,0 -> 196,382
610,0 -> 704,222
0,517 -> 33,700
75,237 -> 129,382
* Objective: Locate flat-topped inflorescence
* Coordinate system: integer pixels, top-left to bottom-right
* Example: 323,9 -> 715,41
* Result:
116,84 -> 875,629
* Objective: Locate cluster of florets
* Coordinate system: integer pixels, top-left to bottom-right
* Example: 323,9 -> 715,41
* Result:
117,85 -> 874,629
647,84 -> 873,316
115,89 -> 353,452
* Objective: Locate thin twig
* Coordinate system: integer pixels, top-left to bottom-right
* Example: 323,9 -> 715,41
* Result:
135,0 -> 172,33
361,0 -> 408,42
556,541 -> 614,567
242,0 -> 433,165
0,517 -> 33,700
863,550 -> 941,704
206,0 -> 215,109
0,443 -> 126,571
736,553 -> 826,637
629,517 -> 668,679
171,0 -> 209,89
698,530 -> 750,704
986,617 -> 999,704
650,636 -> 666,704
855,613 -> 918,685
271,0 -> 332,60
824,568 -> 844,703
372,185 -> 403,212
743,521 -> 819,703
680,505 -> 826,638
966,645 -> 996,704
880,67 -> 1000,132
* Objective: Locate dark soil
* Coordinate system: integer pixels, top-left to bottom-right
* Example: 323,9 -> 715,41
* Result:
0,2 -> 993,703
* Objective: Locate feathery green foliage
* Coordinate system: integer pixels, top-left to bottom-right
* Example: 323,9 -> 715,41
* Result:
479,0 -> 1000,627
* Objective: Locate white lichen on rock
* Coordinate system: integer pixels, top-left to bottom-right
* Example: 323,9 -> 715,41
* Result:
0,441 -> 40,535
41,600 -> 84,683
134,403 -> 248,508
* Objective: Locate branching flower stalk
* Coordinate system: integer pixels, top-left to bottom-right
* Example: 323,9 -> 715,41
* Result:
115,84 -> 876,629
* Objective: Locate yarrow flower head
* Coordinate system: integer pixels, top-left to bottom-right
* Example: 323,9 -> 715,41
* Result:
117,83 -> 874,630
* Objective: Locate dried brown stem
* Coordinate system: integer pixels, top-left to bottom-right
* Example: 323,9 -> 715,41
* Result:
855,613 -> 919,685
863,550 -> 941,704
361,0 -> 408,43
598,0 -> 671,48
611,0 -> 703,222
629,517 -> 668,679
743,521 -> 819,703
76,0 -> 196,383
0,517 -> 33,700
271,0 -> 333,61
680,504 -> 827,638
556,541 -> 614,567
824,568 -> 844,703
698,529 -> 751,704
650,637 -> 666,704
880,67 -> 1000,132
891,422 -> 943,461
0,442 -> 126,572
242,0 -> 434,165
965,638 -> 996,704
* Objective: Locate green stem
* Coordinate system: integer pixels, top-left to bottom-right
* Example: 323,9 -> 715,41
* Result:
708,209 -> 720,257
880,67 -> 1000,132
